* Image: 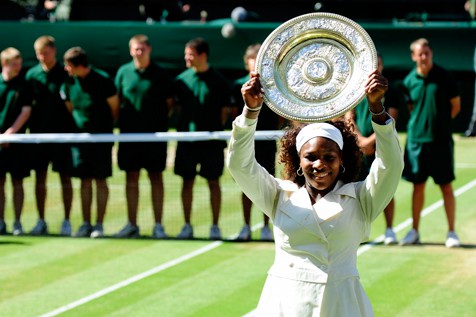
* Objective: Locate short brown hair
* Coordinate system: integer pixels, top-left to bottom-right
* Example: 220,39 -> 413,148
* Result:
185,37 -> 209,56
63,46 -> 88,67
34,35 -> 56,51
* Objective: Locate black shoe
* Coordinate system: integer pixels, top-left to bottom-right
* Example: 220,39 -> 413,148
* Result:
0,220 -> 6,235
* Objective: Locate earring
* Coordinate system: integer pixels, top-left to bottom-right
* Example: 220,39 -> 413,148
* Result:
340,165 -> 346,174
297,167 -> 304,176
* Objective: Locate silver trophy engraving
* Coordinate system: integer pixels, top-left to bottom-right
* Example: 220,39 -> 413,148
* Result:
256,12 -> 377,122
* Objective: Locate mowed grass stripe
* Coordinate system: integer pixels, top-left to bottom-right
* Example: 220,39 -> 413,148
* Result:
0,240 -> 223,317
360,178 -> 476,317
0,237 -> 136,302
52,243 -> 273,317
365,246 -> 476,317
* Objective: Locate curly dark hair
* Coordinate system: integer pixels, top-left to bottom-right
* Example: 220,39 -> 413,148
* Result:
279,120 -> 363,187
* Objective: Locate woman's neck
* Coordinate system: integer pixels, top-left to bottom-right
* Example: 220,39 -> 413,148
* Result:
305,183 -> 332,204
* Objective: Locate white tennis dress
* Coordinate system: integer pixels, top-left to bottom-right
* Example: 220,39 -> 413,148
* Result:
227,115 -> 403,317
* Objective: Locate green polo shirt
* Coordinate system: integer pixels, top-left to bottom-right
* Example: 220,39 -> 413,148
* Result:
115,61 -> 173,132
0,75 -> 32,133
403,63 -> 459,143
25,62 -> 72,133
61,67 -> 116,133
174,67 -> 230,132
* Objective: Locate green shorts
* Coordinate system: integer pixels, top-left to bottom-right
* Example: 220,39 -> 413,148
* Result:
71,143 -> 113,179
0,144 -> 30,179
174,140 -> 226,180
29,143 -> 73,174
118,142 -> 167,172
402,140 -> 455,184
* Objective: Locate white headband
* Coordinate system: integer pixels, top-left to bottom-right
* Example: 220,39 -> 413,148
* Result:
296,123 -> 344,153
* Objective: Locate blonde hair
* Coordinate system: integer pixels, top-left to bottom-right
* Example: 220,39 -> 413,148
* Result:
129,34 -> 150,48
410,38 -> 430,52
34,35 -> 56,51
1,47 -> 21,65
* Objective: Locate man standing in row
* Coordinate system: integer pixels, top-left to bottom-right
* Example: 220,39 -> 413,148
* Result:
26,35 -> 74,236
400,38 -> 461,248
114,34 -> 174,239
0,47 -> 32,236
173,37 -> 231,240
61,47 -> 119,238
232,43 -> 281,241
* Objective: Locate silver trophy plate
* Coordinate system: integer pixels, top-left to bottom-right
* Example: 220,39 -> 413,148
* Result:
255,12 -> 377,122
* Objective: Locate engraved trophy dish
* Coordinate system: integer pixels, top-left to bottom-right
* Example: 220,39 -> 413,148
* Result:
255,12 -> 378,122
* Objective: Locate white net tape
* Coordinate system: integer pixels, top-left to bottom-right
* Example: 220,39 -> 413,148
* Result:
0,131 -> 284,143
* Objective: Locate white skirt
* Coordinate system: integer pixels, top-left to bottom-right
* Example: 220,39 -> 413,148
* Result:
253,274 -> 374,317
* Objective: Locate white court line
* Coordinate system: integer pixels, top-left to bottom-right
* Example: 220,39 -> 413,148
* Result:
455,163 -> 476,168
39,241 -> 223,317
245,178 -> 476,317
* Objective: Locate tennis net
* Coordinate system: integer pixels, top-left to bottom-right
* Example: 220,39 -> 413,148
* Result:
0,131 -> 282,240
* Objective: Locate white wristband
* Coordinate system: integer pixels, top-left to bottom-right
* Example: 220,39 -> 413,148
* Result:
244,104 -> 262,112
369,106 -> 386,116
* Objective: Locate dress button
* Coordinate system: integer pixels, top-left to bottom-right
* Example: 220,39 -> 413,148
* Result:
289,262 -> 294,268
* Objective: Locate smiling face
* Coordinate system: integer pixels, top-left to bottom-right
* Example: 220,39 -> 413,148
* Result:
184,46 -> 207,70
299,136 -> 342,199
411,43 -> 433,75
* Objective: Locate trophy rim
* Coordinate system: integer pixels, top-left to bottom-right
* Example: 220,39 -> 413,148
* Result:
255,12 -> 378,122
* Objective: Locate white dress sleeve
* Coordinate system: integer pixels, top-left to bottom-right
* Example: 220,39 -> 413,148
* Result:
226,114 -> 280,219
357,118 -> 404,222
